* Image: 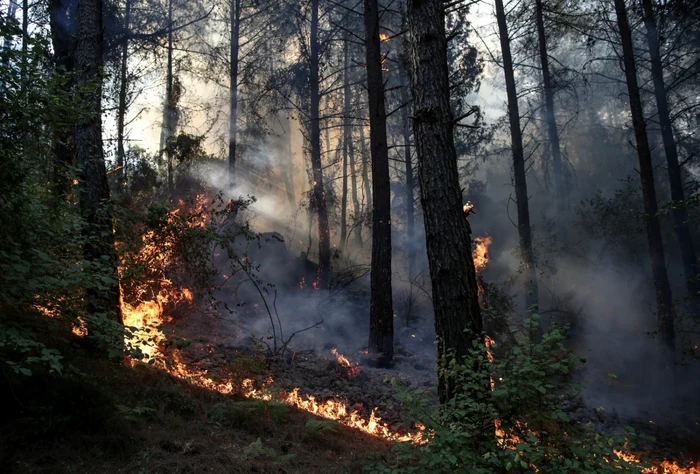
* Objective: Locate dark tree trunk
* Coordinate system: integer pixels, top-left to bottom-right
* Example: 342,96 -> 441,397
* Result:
20,0 -> 27,83
340,35 -> 351,250
358,98 -> 372,217
495,0 -> 539,317
309,0 -> 331,285
614,0 -> 676,353
534,0 -> 565,216
229,0 -> 241,189
642,0 -> 700,303
160,0 -> 175,194
49,0 -> 75,198
116,0 -> 132,182
2,0 -> 18,53
348,68 -> 362,247
283,114 -> 297,212
75,0 -> 122,330
364,0 -> 394,364
407,0 -> 483,403
400,79 -> 415,281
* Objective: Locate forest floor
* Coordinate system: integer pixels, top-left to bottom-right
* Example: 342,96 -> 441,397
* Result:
0,340 -> 391,473
3,309 -> 700,473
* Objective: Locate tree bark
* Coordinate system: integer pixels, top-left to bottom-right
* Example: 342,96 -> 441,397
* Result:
642,0 -> 700,303
400,79 -> 415,281
614,0 -> 676,353
407,0 -> 483,403
340,34 -> 351,251
348,67 -> 362,247
364,0 -> 394,364
116,0 -> 132,182
283,114 -> 297,212
2,0 -> 18,53
75,0 -> 122,329
228,0 -> 241,189
495,0 -> 539,317
534,0 -> 565,216
159,0 -> 176,195
309,0 -> 331,285
49,0 -> 75,198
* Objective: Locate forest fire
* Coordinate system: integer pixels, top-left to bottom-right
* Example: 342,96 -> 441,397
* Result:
473,235 -> 493,274
163,352 -> 425,442
614,450 -> 700,473
331,348 -> 363,377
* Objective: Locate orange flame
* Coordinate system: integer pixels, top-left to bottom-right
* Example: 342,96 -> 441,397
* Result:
379,33 -> 390,42
614,450 -> 699,473
331,348 -> 363,377
473,235 -> 492,274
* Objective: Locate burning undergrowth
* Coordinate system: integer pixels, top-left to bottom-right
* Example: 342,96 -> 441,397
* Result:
106,179 -> 700,473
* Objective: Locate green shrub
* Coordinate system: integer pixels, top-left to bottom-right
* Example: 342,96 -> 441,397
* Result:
370,317 -> 647,474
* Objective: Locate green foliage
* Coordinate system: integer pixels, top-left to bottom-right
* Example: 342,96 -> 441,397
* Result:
116,404 -> 157,422
369,318 -> 646,474
0,20 -> 126,373
576,178 -> 646,263
236,438 -> 296,466
305,418 -> 338,433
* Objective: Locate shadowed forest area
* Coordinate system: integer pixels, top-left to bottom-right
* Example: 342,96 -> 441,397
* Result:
1,0 -> 700,472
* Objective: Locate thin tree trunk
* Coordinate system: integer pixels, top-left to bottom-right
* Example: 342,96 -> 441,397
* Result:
340,34 -> 351,251
495,0 -> 539,317
642,0 -> 699,303
364,0 -> 394,364
160,0 -> 175,194
309,0 -> 331,285
359,112 -> 372,217
2,0 -> 18,53
614,0 -> 676,354
75,0 -> 122,330
407,0 -> 483,403
534,0 -> 565,216
20,0 -> 27,84
348,75 -> 362,247
116,0 -> 132,182
49,0 -> 75,198
229,0 -> 241,189
283,114 -> 297,212
400,80 -> 415,281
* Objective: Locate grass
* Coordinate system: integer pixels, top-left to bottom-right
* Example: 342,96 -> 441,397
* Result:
0,343 -> 389,473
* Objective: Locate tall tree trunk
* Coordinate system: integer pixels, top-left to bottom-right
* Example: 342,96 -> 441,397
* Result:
340,34 -> 351,251
495,0 -> 539,317
20,0 -> 27,84
283,114 -> 297,212
407,0 -> 483,403
348,67 -> 362,247
534,0 -> 565,216
2,0 -> 18,52
400,79 -> 415,281
75,0 -> 122,332
642,0 -> 700,303
614,0 -> 676,354
49,0 -> 75,198
359,112 -> 372,218
116,0 -> 132,182
229,0 -> 241,189
364,0 -> 394,364
309,0 -> 331,285
160,0 -> 175,194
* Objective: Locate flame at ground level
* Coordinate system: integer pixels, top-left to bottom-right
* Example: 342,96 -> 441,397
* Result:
615,450 -> 700,473
161,353 -> 425,443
